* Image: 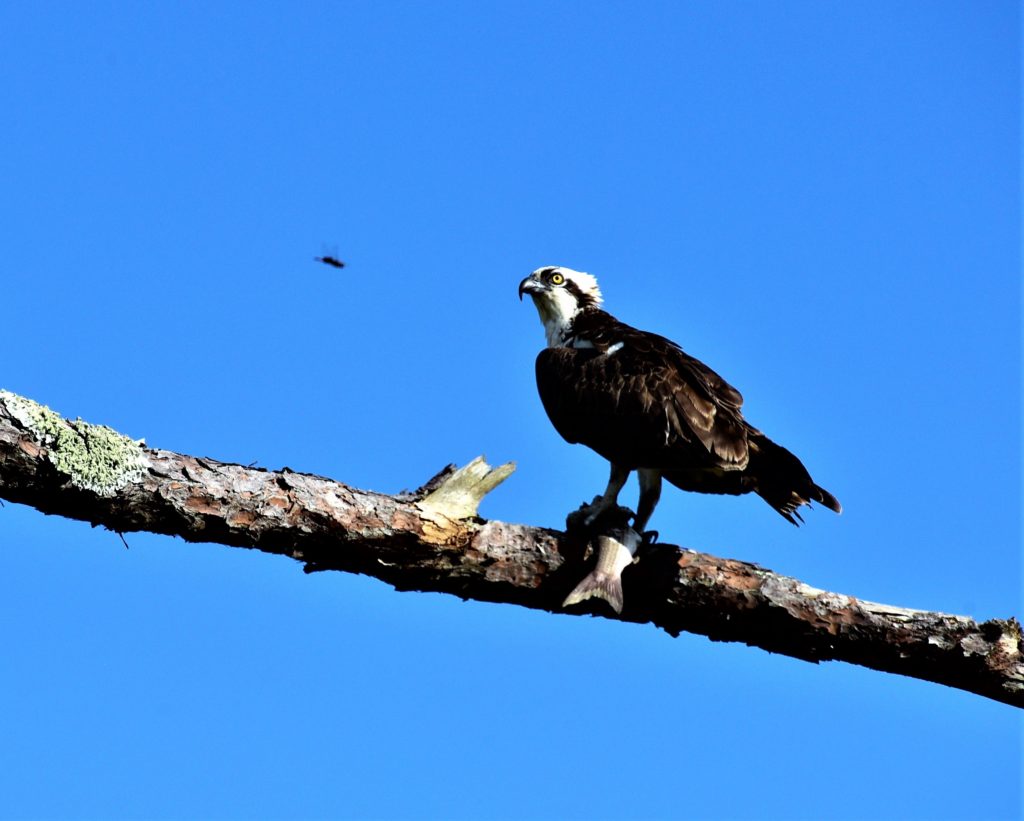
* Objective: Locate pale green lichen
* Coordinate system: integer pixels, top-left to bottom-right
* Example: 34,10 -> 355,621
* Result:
1,390 -> 148,496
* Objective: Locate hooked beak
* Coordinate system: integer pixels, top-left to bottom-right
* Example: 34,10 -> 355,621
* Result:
518,276 -> 546,301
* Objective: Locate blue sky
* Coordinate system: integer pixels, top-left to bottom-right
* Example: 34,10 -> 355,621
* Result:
1,2 -> 1020,819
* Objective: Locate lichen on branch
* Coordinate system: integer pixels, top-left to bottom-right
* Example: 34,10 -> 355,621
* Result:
0,390 -> 148,496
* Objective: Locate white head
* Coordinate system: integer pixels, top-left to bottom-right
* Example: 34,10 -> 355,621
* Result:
518,266 -> 603,347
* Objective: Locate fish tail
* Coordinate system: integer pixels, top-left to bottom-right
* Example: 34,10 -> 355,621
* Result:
562,530 -> 639,615
563,570 -> 625,614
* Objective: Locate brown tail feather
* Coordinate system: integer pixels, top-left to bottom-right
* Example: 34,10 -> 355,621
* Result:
661,433 -> 841,524
811,483 -> 842,515
749,434 -> 841,525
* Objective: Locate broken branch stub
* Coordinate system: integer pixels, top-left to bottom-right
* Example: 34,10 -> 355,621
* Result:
415,456 -> 515,542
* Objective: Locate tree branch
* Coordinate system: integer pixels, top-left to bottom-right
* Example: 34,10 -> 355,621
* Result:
1,390 -> 1020,708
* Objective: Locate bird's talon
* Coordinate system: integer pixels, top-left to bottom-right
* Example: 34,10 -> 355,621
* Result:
568,496 -> 612,531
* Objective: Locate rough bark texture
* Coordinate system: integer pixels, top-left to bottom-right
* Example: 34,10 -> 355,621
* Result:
1,390 -> 1021,709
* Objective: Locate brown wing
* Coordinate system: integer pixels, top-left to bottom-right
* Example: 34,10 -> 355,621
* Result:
535,321 -> 750,471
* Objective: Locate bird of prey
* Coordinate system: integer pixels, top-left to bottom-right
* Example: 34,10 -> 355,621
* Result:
519,265 -> 840,612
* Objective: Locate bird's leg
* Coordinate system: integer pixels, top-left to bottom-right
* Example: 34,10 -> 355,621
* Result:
634,469 -> 663,535
580,463 -> 630,527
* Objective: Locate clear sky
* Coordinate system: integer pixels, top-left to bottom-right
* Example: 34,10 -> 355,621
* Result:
1,3 -> 1020,819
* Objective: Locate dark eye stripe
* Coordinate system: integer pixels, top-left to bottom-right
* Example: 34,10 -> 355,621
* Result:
563,278 -> 598,308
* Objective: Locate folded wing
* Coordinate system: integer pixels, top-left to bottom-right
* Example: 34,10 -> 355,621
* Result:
535,329 -> 750,472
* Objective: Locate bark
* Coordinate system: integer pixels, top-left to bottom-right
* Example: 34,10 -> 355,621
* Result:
1,390 -> 1020,709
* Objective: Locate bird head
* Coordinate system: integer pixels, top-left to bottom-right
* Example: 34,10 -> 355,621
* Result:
519,266 -> 603,347
519,265 -> 602,306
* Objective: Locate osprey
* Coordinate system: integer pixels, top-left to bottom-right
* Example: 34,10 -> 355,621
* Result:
519,265 -> 841,612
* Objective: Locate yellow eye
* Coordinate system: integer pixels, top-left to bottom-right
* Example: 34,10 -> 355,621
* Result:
551,273 -> 564,285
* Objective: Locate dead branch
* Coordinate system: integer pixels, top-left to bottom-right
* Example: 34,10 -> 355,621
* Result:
0,390 -> 1020,708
